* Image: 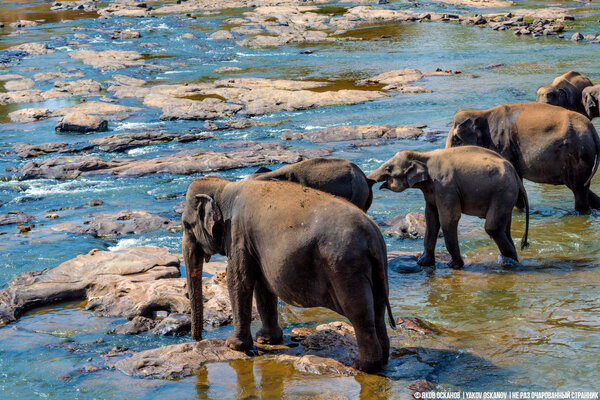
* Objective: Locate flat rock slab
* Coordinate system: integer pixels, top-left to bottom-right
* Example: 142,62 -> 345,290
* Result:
50,210 -> 176,236
0,211 -> 34,225
19,142 -> 332,179
0,247 -> 181,325
55,112 -> 108,133
69,50 -> 145,71
281,124 -> 425,143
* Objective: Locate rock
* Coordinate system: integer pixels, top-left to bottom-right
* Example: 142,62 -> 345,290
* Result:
13,142 -> 70,158
144,95 -> 243,120
109,316 -> 157,334
9,20 -> 38,28
16,224 -> 34,234
571,32 -> 583,41
69,50 -> 144,70
181,33 -> 195,39
282,124 -> 425,143
89,131 -> 177,152
114,339 -> 250,379
6,43 -> 54,56
0,211 -> 34,225
55,112 -> 108,132
109,74 -> 146,87
0,247 -> 182,325
50,210 -> 176,236
117,30 -> 141,39
4,78 -> 34,91
58,364 -> 102,381
383,212 -> 430,239
20,142 -> 331,179
87,199 -> 103,207
151,314 -> 191,336
214,66 -> 243,73
45,214 -> 59,219
396,317 -> 436,335
278,354 -> 359,376
8,108 -> 52,123
210,30 -> 235,40
408,379 -> 437,395
387,250 -> 451,273
53,79 -> 102,96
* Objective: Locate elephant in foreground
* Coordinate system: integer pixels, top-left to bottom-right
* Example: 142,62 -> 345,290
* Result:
583,85 -> 600,120
536,71 -> 593,116
446,102 -> 600,212
368,146 -> 529,269
248,158 -> 373,211
182,176 -> 395,372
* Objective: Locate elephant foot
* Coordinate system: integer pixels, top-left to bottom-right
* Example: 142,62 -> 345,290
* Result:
447,259 -> 464,269
416,253 -> 435,267
353,358 -> 383,373
255,327 -> 283,345
226,334 -> 254,351
499,255 -> 521,268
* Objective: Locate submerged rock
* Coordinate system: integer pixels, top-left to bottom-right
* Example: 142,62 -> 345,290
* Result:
109,316 -> 157,334
0,211 -> 34,225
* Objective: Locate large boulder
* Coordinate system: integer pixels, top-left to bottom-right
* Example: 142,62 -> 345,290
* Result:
55,112 -> 108,133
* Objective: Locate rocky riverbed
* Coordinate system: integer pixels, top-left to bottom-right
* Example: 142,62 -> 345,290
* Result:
1,0 -> 600,397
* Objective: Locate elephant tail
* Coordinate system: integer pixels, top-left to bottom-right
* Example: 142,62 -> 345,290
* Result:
518,180 -> 530,250
584,126 -> 600,187
371,247 -> 396,329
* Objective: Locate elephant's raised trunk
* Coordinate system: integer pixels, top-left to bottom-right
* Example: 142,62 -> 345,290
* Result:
183,231 -> 204,341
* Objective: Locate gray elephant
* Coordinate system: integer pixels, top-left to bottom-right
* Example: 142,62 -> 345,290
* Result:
536,71 -> 593,116
182,176 -> 395,372
446,102 -> 600,212
583,85 -> 600,120
248,158 -> 373,211
368,146 -> 529,269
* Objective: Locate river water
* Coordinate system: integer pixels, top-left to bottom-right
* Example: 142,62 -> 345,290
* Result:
0,0 -> 599,397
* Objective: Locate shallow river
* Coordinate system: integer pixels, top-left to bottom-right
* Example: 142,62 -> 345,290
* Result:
0,0 -> 599,397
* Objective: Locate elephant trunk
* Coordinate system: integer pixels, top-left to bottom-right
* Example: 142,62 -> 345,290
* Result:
183,231 -> 204,341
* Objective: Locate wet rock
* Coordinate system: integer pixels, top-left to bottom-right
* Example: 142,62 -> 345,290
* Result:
387,250 -> 451,273
214,66 -> 243,73
114,339 -> 250,379
383,212 -> 429,239
9,20 -> 38,28
58,364 -> 102,381
109,74 -> 146,87
20,142 -> 331,179
89,131 -> 177,152
55,112 -> 108,133
16,224 -> 34,234
277,354 -> 359,376
87,199 -> 103,207
0,247 -> 181,325
144,95 -> 243,120
53,79 -> 102,96
151,314 -> 191,336
45,214 -> 59,219
13,142 -> 69,158
109,316 -> 156,334
571,32 -> 583,41
0,211 -> 34,225
282,124 -> 425,143
290,327 -> 316,341
203,270 -> 259,326
54,101 -> 142,117
51,210 -> 176,236
69,50 -> 144,70
115,30 -> 141,39
6,43 -> 54,56
408,379 -> 437,396
396,317 -> 436,335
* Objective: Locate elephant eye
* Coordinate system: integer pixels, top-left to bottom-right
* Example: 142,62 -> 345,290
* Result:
385,165 -> 393,174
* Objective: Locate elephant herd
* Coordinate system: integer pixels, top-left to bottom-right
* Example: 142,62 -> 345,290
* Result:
181,71 -> 600,373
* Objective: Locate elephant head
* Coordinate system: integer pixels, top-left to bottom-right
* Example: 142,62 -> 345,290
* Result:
367,151 -> 429,193
583,86 -> 599,119
182,176 -> 229,340
446,109 -> 490,149
536,85 -> 570,108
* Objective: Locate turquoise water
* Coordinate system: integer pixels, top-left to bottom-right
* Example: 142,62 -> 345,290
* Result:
0,0 -> 599,397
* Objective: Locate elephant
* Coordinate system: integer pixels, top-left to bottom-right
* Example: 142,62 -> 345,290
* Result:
248,158 -> 373,211
536,71 -> 593,116
446,102 -> 600,212
367,146 -> 530,269
583,85 -> 600,120
182,176 -> 396,372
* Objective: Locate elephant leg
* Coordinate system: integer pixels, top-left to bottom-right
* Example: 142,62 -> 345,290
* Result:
439,211 -> 463,269
373,288 -> 390,366
485,209 -> 518,264
571,184 -> 591,213
417,203 -> 440,267
589,190 -> 600,209
334,278 -> 382,372
225,251 -> 257,351
254,279 -> 283,345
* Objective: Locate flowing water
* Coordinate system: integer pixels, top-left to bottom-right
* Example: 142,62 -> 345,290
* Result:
0,0 -> 599,397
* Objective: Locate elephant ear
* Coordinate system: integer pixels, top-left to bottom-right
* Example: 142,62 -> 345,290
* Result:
559,88 -> 575,108
454,119 -> 478,145
584,91 -> 599,118
195,194 -> 223,238
406,161 -> 428,187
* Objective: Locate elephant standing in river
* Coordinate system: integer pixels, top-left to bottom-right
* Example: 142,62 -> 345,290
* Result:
368,146 -> 529,269
446,102 -> 600,212
248,158 -> 373,211
536,71 -> 593,116
182,176 -> 395,372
